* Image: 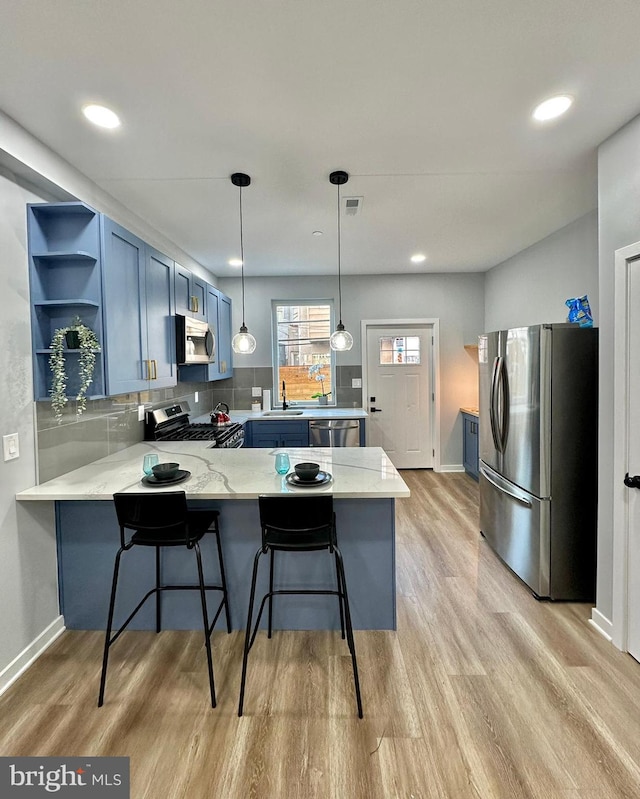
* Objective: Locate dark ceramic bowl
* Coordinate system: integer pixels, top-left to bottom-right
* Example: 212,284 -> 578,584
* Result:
152,462 -> 180,481
294,462 -> 320,481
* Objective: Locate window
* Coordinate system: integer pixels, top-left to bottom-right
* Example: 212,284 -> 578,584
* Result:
379,336 -> 421,365
272,300 -> 335,405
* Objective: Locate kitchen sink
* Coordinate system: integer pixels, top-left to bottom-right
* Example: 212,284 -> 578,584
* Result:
262,410 -> 305,416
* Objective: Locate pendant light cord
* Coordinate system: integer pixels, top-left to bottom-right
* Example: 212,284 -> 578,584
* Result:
239,184 -> 246,327
337,181 -> 343,325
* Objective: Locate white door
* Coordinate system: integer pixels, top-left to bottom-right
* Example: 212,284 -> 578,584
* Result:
366,326 -> 433,468
624,254 -> 640,660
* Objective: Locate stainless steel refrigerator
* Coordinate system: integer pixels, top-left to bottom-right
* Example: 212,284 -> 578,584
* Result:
478,324 -> 598,600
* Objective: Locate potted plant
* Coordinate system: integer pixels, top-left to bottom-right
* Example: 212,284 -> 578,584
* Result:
308,363 -> 331,405
49,316 -> 101,421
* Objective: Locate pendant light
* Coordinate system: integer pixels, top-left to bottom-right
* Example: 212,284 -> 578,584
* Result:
231,172 -> 257,355
329,170 -> 353,351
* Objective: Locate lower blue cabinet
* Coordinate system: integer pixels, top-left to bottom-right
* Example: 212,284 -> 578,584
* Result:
246,420 -> 309,448
462,412 -> 479,480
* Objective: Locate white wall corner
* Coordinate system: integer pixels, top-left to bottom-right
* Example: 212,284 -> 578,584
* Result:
589,607 -> 614,643
0,616 -> 65,697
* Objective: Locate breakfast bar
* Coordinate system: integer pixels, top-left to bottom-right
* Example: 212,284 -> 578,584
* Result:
16,444 -> 409,632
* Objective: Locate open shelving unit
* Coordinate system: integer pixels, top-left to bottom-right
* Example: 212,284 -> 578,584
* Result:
28,203 -> 106,401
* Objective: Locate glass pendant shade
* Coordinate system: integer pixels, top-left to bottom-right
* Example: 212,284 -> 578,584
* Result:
232,325 -> 257,354
330,323 -> 353,352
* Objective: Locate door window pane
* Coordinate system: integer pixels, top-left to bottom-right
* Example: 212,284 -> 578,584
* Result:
379,336 -> 420,365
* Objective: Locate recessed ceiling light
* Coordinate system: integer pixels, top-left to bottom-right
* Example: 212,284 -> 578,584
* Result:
532,95 -> 573,122
410,254 -> 427,263
228,258 -> 243,267
82,104 -> 121,129
312,230 -> 323,236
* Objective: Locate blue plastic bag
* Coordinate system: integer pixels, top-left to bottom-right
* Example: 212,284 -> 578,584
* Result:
565,295 -> 593,328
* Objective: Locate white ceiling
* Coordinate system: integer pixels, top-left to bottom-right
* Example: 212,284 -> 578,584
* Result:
1,0 -> 639,277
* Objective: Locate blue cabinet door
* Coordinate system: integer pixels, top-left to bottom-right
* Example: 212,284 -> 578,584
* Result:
462,414 -> 479,480
145,247 -> 176,389
217,291 -> 233,378
175,265 -> 206,321
175,265 -> 192,317
101,218 -> 148,394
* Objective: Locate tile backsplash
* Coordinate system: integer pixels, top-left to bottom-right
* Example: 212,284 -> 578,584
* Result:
35,365 -> 363,483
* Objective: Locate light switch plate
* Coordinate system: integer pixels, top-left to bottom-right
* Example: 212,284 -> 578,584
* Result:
3,433 -> 19,461
352,378 -> 362,388
252,386 -> 262,397
137,405 -> 145,422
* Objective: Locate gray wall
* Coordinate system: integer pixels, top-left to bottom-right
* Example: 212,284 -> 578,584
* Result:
219,272 -> 485,468
0,168 -> 59,682
484,211 -> 598,331
596,113 -> 640,623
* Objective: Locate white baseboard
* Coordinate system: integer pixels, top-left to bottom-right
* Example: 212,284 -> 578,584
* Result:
0,615 -> 66,697
438,464 -> 465,473
589,608 -> 613,642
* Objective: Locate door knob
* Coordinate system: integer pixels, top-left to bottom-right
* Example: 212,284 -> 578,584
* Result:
624,473 -> 640,489
370,407 -> 382,413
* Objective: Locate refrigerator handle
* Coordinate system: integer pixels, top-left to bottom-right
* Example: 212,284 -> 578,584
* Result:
479,465 -> 533,507
489,356 -> 502,451
498,356 -> 510,452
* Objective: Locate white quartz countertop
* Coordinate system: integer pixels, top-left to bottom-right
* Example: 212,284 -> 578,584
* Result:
193,408 -> 368,424
16,443 -> 409,501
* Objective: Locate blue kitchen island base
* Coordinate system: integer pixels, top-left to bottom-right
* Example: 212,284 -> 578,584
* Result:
56,497 -> 396,631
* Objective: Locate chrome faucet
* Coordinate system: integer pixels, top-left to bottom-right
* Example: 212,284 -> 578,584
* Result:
282,380 -> 288,410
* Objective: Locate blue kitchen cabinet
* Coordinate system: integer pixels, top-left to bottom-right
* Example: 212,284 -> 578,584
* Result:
175,264 -> 207,322
247,420 -> 310,448
144,246 -> 178,388
462,412 -> 479,480
178,283 -> 233,383
101,219 -> 177,394
29,203 -> 177,400
28,202 -> 106,401
217,290 -> 233,378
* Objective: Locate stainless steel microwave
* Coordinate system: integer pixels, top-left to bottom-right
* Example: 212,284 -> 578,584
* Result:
175,315 -> 215,365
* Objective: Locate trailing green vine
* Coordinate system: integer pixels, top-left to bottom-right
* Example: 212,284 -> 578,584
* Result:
49,316 -> 101,421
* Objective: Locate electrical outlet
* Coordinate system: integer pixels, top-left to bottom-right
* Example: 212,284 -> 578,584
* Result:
252,386 -> 262,397
137,405 -> 145,422
3,433 -> 19,461
194,391 -> 199,403
352,378 -> 362,388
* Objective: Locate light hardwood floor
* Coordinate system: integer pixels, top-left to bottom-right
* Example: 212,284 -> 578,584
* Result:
2,471 -> 640,798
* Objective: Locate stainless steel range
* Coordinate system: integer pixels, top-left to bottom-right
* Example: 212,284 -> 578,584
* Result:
145,401 -> 245,448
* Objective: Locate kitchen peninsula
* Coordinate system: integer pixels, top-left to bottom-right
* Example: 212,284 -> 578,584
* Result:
17,444 -> 409,632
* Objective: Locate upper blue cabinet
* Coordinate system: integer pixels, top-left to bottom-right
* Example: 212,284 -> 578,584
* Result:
101,219 -> 177,394
28,202 -> 231,404
28,202 -> 177,401
175,264 -> 207,322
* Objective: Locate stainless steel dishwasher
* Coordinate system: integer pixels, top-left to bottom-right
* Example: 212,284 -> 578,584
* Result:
309,419 -> 361,447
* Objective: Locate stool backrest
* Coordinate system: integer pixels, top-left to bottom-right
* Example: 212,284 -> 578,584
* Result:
258,495 -> 335,550
113,491 -> 189,546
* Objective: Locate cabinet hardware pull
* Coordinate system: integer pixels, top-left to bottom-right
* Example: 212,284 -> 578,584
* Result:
152,359 -> 158,380
145,359 -> 152,380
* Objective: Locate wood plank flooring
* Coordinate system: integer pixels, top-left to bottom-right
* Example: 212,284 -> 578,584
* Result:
2,471 -> 640,798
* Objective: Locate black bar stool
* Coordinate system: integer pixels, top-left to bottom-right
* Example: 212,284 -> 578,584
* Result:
98,491 -> 231,708
238,495 -> 363,718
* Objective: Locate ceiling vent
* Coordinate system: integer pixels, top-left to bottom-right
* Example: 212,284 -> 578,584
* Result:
343,196 -> 363,216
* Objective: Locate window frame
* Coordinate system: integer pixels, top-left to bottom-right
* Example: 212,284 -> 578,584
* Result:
271,299 -> 336,408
